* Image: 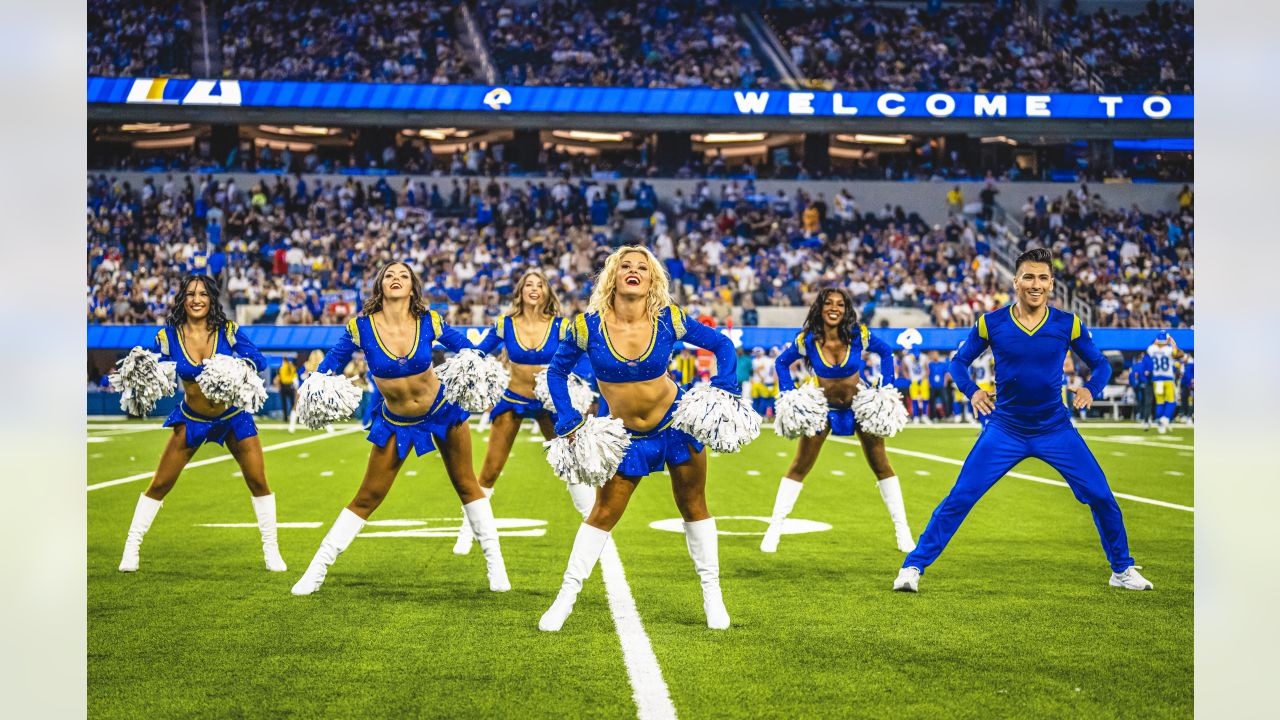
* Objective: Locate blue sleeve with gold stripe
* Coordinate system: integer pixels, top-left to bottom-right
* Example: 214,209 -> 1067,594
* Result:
547,315 -> 589,435
474,316 -> 504,356
317,317 -> 360,375
674,307 -> 739,394
151,328 -> 172,361
948,320 -> 988,398
1069,314 -> 1112,396
862,325 -> 897,386
226,321 -> 267,372
431,310 -> 475,354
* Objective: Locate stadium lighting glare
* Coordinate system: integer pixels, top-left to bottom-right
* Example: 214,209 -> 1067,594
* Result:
412,128 -> 458,140
705,144 -> 768,158
552,130 -> 630,142
836,133 -> 910,145
828,146 -> 867,160
258,125 -> 340,136
119,123 -> 192,133
132,137 -> 197,149
696,132 -> 767,143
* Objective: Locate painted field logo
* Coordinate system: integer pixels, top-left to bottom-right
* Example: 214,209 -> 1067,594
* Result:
126,79 -> 242,106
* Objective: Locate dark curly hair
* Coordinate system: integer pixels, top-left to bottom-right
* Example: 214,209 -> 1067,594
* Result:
802,287 -> 858,346
362,260 -> 429,317
166,275 -> 228,331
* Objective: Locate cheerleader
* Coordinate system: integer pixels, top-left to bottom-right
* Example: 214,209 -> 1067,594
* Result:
117,274 -> 284,572
451,270 -> 596,555
761,288 -> 917,554
290,261 -> 510,595
539,246 -> 741,631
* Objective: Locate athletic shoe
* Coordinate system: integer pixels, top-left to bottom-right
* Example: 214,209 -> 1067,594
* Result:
893,566 -> 921,592
1109,566 -> 1153,590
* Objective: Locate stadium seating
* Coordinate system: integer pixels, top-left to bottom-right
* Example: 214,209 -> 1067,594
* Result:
86,172 -> 1193,331
86,0 -> 1193,93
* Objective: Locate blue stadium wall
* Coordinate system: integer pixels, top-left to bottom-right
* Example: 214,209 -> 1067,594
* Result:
88,325 -> 1192,417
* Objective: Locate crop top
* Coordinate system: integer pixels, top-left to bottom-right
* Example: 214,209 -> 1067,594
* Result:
775,325 -> 897,392
546,305 -> 737,435
152,321 -> 267,383
474,315 -> 569,366
316,310 -> 475,379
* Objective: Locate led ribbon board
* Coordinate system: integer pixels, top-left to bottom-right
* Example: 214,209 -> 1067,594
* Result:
89,78 -> 1192,121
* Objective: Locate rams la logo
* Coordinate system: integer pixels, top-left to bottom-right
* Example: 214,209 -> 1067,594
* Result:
126,78 -> 242,106
896,328 -> 924,350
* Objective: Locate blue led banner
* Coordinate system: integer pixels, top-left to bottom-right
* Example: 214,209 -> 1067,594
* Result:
88,77 -> 1192,121
88,325 -> 1193,353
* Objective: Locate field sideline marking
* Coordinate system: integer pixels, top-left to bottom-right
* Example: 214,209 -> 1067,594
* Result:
1080,435 -> 1193,451
86,427 -> 363,492
827,437 -> 1194,513
598,540 -> 679,720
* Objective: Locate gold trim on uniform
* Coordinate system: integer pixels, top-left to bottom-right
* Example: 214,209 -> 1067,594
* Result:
346,317 -> 361,346
574,314 -> 589,351
669,305 -> 687,339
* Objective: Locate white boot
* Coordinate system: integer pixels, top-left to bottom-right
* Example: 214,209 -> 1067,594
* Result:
287,409 -> 297,433
118,494 -> 163,572
684,518 -> 730,630
568,482 -> 596,519
760,477 -> 804,553
452,486 -> 493,555
877,476 -> 916,553
462,496 -> 510,592
539,523 -> 610,631
251,493 -> 287,572
291,508 -> 365,596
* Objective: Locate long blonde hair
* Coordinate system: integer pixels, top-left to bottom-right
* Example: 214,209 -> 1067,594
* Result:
506,269 -> 561,319
587,245 -> 671,319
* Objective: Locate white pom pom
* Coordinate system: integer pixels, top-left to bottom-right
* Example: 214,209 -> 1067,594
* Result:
775,385 -> 830,438
109,346 -> 177,416
296,372 -> 363,429
435,349 -> 509,412
671,384 -> 761,454
545,415 -> 631,488
196,354 -> 268,413
852,385 -> 910,438
534,370 -> 596,415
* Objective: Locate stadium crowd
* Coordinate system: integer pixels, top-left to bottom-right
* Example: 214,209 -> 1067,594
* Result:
218,0 -> 473,83
1016,184 -> 1193,328
1042,0 -> 1193,94
86,172 -> 1193,331
771,1 -> 1087,93
85,1 -> 1193,94
479,0 -> 765,89
87,0 -> 192,78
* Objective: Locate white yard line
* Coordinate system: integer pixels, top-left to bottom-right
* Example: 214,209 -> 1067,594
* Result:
598,540 -> 679,720
1080,435 -> 1194,451
827,437 -> 1194,513
86,427 -> 363,492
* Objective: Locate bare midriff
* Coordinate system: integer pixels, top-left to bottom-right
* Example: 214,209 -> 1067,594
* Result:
507,361 -> 541,398
181,380 -> 228,417
598,376 -> 678,432
817,374 -> 862,409
374,369 -> 444,417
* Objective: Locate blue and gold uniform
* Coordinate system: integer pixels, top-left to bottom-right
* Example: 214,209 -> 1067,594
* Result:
317,310 -> 475,459
904,305 -> 1136,574
774,325 -> 898,436
475,314 -> 571,422
153,321 -> 267,448
546,306 -> 737,478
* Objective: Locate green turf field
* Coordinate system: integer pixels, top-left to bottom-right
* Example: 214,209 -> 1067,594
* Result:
87,419 -> 1193,719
